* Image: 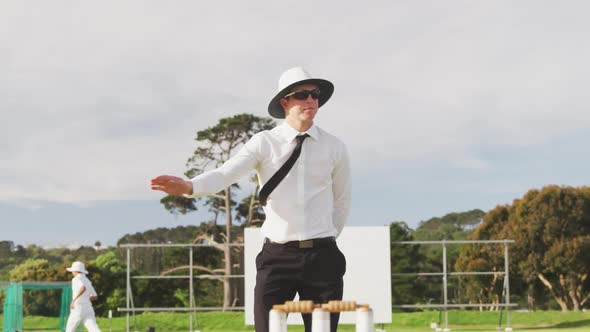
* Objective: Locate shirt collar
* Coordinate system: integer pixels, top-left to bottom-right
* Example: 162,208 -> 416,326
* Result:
279,122 -> 320,143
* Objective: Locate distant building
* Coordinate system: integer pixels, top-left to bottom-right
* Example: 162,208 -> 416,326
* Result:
461,217 -> 483,231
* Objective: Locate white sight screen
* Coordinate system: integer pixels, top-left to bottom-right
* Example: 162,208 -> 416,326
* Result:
244,226 -> 392,325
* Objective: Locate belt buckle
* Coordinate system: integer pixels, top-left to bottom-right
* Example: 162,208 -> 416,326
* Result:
299,240 -> 313,249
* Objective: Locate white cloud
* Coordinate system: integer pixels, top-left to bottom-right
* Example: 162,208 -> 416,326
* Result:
2,1 -> 590,208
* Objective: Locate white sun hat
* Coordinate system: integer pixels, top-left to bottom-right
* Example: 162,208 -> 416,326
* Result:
267,67 -> 334,119
66,261 -> 88,274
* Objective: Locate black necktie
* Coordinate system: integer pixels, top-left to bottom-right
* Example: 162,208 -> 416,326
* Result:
259,134 -> 310,206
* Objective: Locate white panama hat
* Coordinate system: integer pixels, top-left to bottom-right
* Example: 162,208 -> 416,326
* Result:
66,261 -> 88,274
267,67 -> 334,119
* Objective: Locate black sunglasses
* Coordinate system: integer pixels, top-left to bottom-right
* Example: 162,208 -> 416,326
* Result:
284,89 -> 321,100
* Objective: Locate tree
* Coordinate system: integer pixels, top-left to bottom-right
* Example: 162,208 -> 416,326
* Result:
462,185 -> 590,311
389,222 -> 426,306
454,206 -> 513,310
509,186 -> 590,311
8,259 -> 64,316
9,258 -> 56,282
235,176 -> 265,226
91,251 -> 128,316
0,241 -> 16,279
413,209 -> 485,304
162,113 -> 275,309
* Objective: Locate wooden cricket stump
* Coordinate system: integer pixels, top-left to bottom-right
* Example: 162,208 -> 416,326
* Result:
269,300 -> 374,332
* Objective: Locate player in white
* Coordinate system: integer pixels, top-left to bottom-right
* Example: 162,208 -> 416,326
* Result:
65,261 -> 101,332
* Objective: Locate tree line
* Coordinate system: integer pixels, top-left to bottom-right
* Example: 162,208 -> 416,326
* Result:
390,186 -> 590,312
1,185 -> 589,316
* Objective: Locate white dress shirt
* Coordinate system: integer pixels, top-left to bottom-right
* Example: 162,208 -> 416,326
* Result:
187,122 -> 351,243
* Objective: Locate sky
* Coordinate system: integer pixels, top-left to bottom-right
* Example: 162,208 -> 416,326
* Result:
1,1 -> 589,248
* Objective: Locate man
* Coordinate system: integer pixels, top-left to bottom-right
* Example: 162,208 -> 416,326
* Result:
65,261 -> 101,332
151,67 -> 351,332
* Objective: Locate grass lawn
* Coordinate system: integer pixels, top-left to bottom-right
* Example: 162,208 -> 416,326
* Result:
1,310 -> 589,331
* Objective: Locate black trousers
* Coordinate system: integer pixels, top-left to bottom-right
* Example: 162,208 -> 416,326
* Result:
254,238 -> 346,332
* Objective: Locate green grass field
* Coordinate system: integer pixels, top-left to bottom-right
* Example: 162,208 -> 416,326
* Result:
1,310 -> 589,331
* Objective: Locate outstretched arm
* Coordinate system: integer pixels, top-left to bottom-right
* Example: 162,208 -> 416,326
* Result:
151,134 -> 261,197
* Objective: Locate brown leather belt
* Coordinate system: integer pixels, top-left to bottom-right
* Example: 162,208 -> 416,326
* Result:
264,236 -> 336,249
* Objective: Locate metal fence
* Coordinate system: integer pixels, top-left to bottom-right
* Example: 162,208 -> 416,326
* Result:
119,240 -> 515,331
117,243 -> 244,332
391,239 -> 516,331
